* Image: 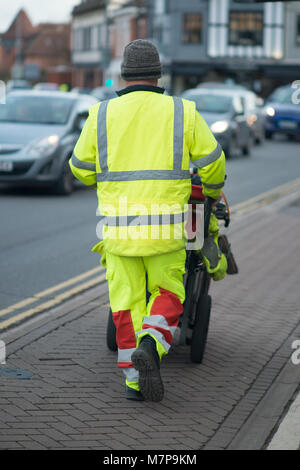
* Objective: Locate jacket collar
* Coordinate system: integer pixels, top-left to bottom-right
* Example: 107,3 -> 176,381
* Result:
117,84 -> 165,97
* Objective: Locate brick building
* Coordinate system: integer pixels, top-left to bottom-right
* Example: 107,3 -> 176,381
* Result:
0,8 -> 72,86
0,9 -> 38,80
71,0 -> 148,89
24,23 -> 72,85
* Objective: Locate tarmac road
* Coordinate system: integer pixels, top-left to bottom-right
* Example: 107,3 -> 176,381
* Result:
0,136 -> 299,311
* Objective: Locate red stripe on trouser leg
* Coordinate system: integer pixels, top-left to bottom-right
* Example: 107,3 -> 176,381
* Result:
151,288 -> 183,327
143,288 -> 183,346
118,363 -> 134,368
112,310 -> 137,368
112,310 -> 137,349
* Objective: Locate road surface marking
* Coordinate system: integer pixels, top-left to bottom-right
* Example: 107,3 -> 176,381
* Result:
231,177 -> 300,217
0,265 -> 104,318
0,273 -> 106,331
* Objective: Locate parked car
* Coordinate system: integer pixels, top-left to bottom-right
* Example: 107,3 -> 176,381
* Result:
33,82 -> 59,91
181,88 -> 254,158
197,83 -> 265,145
6,80 -> 31,93
264,84 -> 300,140
197,81 -> 247,91
91,86 -> 117,101
71,87 -> 92,95
0,90 -> 98,194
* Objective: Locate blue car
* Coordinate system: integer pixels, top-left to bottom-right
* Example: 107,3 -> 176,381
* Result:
264,84 -> 300,139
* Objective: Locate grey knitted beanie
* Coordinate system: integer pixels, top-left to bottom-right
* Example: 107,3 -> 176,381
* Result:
121,39 -> 162,81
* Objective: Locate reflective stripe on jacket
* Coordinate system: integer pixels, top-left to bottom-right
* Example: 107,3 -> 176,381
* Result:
69,88 -> 225,256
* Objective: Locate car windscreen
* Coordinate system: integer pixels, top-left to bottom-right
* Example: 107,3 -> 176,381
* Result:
184,94 -> 232,113
269,88 -> 294,104
0,95 -> 75,124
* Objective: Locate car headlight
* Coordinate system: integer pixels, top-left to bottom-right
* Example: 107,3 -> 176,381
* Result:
26,135 -> 59,158
210,121 -> 229,134
266,107 -> 275,117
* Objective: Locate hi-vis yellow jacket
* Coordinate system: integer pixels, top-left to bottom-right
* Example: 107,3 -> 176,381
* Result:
69,86 -> 225,257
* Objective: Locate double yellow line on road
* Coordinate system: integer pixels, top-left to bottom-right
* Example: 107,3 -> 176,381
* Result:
0,266 -> 106,331
230,177 -> 300,218
2,176 -> 300,332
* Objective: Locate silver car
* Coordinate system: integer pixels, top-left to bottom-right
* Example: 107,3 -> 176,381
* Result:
182,88 -> 254,158
0,91 -> 98,194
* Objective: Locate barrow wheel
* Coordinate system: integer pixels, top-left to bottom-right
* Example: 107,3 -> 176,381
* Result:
106,308 -> 117,352
190,294 -> 211,364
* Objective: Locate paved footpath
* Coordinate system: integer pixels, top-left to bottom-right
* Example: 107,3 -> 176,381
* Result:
0,190 -> 300,451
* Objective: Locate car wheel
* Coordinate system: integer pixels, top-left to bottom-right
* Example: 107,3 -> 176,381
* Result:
224,136 -> 236,159
242,133 -> 253,157
265,130 -> 273,140
53,158 -> 74,195
258,129 -> 265,145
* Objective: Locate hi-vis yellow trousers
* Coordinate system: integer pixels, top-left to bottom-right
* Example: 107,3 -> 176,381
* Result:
100,247 -> 186,391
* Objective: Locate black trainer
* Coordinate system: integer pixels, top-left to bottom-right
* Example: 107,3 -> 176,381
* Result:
131,335 -> 164,402
125,385 -> 144,401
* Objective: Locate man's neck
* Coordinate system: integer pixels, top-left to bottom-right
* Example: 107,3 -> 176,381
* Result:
124,80 -> 158,87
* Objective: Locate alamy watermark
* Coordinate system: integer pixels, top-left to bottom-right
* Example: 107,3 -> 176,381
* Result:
95,197 -> 204,251
291,80 -> 300,105
291,339 -> 300,365
0,81 -> 6,105
0,340 -> 6,365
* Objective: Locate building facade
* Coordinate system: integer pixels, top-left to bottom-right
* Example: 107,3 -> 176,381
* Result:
71,0 -> 106,89
108,0 -> 148,88
0,9 -> 38,80
71,0 -> 147,89
0,9 -> 72,85
153,0 -> 300,96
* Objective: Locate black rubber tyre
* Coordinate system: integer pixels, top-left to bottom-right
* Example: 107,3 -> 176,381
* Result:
106,308 -> 117,352
265,130 -> 273,140
53,158 -> 74,195
242,133 -> 253,157
190,294 -> 212,364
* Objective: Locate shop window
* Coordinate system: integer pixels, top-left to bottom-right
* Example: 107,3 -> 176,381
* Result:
229,11 -> 263,46
182,13 -> 202,44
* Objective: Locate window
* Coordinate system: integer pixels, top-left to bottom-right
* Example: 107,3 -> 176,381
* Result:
98,24 -> 103,48
182,13 -> 202,44
296,15 -> 300,46
73,29 -> 82,51
229,11 -> 263,46
82,27 -> 92,51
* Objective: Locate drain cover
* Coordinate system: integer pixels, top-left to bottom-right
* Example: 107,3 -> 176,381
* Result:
0,367 -> 34,379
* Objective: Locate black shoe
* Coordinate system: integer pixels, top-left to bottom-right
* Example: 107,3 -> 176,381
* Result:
125,385 -> 144,401
131,335 -> 164,402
